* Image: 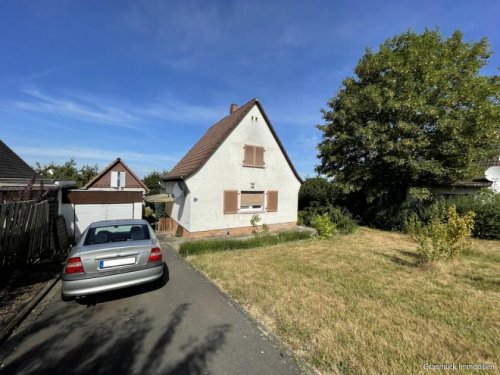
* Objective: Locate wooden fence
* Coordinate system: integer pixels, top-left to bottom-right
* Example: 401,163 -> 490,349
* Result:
0,200 -> 62,269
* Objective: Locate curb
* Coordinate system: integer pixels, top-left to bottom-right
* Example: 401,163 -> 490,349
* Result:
0,275 -> 61,348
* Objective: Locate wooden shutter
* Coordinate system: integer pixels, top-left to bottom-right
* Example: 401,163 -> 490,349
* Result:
240,192 -> 264,206
244,145 -> 254,166
267,191 -> 278,212
224,190 -> 238,214
255,147 -> 264,167
111,171 -> 118,187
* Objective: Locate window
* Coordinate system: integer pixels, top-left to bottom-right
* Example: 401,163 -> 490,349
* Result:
240,191 -> 264,211
111,171 -> 126,188
84,224 -> 151,245
243,145 -> 265,167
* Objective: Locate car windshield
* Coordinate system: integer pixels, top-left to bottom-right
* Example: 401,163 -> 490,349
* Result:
84,224 -> 151,245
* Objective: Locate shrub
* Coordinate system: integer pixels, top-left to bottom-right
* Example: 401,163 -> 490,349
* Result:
299,205 -> 357,234
179,230 -> 312,256
406,205 -> 475,263
449,190 -> 500,239
311,214 -> 335,239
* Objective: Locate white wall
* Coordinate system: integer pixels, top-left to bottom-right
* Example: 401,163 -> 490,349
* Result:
186,105 -> 301,232
164,181 -> 192,231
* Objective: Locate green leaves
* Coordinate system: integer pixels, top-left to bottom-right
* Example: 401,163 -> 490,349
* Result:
317,29 -> 500,201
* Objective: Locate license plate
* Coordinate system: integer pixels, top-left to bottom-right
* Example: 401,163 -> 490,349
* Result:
99,257 -> 136,269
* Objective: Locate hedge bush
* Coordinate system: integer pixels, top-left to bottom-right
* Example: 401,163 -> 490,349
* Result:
299,204 -> 358,234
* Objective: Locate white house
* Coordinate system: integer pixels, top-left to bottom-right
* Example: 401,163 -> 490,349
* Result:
61,158 -> 148,239
163,98 -> 302,237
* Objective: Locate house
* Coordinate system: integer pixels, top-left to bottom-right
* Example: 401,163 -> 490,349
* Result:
429,156 -> 500,196
162,98 -> 302,237
61,158 -> 149,239
0,139 -> 58,203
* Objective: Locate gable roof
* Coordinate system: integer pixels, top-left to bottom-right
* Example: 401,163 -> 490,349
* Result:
0,140 -> 38,180
83,158 -> 149,191
163,98 -> 302,183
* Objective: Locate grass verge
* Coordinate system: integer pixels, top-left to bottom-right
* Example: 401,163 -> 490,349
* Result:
179,230 -> 312,256
185,227 -> 500,374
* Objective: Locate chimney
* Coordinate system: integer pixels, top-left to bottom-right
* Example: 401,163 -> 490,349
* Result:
230,103 -> 238,114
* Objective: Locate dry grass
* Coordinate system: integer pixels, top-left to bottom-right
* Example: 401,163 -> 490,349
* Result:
186,227 -> 500,374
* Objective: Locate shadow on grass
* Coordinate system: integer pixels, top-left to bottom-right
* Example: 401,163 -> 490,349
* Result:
376,249 -> 422,268
0,297 -> 231,375
457,274 -> 500,292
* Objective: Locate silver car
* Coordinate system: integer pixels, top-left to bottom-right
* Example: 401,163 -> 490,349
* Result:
61,219 -> 165,300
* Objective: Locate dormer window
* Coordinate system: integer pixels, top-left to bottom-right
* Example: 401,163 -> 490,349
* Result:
111,171 -> 126,188
243,145 -> 265,168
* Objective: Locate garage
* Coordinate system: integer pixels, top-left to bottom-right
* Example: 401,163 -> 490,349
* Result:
62,190 -> 144,239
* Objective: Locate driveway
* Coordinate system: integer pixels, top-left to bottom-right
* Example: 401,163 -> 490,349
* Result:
0,242 -> 306,374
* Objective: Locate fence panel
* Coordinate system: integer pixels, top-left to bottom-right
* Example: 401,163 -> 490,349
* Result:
0,200 -> 52,269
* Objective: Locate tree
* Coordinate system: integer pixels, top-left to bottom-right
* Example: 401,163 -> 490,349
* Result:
34,159 -> 99,188
317,29 -> 500,202
298,176 -> 335,210
142,170 -> 169,195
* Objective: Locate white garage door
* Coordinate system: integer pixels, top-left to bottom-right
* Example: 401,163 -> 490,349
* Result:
74,203 -> 134,239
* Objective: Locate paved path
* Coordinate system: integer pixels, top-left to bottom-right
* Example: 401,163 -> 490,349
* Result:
0,243 -> 306,375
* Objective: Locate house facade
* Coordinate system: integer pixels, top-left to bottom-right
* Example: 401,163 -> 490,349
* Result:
61,158 -> 148,239
163,99 -> 302,237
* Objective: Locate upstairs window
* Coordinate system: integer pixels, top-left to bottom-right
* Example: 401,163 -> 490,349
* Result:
243,145 -> 265,168
111,171 -> 126,188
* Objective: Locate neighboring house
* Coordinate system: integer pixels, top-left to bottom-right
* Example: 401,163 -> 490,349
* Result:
0,139 -> 59,203
429,156 -> 500,195
61,158 -> 149,239
163,98 -> 302,237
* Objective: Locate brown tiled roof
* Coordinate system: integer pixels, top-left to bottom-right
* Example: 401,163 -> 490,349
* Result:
83,158 -> 149,191
452,156 -> 500,187
0,140 -> 38,180
163,98 -> 302,182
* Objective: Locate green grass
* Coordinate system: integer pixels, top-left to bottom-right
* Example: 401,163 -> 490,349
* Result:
184,227 -> 500,374
178,230 -> 312,256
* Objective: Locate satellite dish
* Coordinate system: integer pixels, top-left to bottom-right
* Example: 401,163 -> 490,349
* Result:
485,166 -> 500,182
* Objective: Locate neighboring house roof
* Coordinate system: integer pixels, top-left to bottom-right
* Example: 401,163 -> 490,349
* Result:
0,140 -> 38,180
163,98 -> 302,182
83,158 -> 149,191
453,156 -> 500,188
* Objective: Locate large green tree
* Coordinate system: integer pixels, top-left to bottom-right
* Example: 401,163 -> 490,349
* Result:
34,158 -> 99,188
142,170 -> 169,195
317,29 -> 500,202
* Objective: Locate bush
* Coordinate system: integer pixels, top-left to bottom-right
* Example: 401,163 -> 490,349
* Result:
299,205 -> 358,234
406,205 -> 475,263
311,214 -> 335,239
179,230 -> 312,256
449,190 -> 500,239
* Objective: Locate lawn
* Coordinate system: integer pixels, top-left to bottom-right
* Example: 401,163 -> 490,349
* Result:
185,227 -> 500,374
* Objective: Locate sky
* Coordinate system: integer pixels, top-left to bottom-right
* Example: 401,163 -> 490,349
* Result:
0,0 -> 499,179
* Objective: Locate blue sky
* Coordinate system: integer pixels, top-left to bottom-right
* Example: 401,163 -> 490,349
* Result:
0,0 -> 498,178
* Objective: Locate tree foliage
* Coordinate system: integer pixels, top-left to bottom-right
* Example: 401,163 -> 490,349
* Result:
298,176 -> 335,210
34,158 -> 99,188
143,170 -> 169,195
317,29 -> 500,201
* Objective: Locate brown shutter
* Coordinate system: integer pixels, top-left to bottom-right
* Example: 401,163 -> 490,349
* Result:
244,145 -> 254,166
267,191 -> 278,212
241,192 -> 264,206
224,190 -> 238,214
255,147 -> 264,167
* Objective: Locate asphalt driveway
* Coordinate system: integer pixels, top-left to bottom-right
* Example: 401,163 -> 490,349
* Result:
0,242 -> 305,375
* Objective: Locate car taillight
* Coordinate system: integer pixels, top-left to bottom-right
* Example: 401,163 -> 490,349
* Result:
64,257 -> 84,274
148,247 -> 162,263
